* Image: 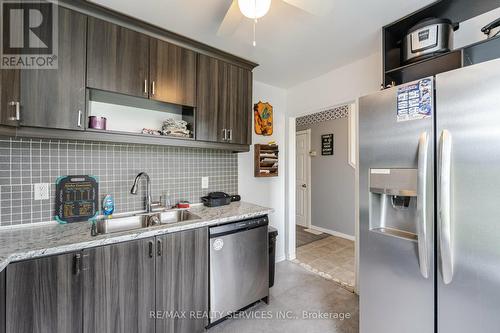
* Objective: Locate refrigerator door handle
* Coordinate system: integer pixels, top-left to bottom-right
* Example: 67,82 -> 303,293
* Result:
439,129 -> 454,284
417,132 -> 430,279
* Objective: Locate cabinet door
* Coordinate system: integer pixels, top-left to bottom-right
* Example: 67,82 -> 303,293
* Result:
5,252 -> 83,333
196,54 -> 221,142
83,238 -> 155,333
0,269 -> 5,333
196,55 -> 252,145
156,228 -> 208,333
217,60 -> 230,142
87,17 -> 149,98
227,65 -> 252,145
20,7 -> 86,130
150,39 -> 197,106
0,69 -> 20,126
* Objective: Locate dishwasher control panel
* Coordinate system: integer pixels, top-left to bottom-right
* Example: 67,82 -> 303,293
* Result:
209,215 -> 269,237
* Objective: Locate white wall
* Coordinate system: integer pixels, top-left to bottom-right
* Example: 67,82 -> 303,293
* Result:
239,81 -> 287,262
286,52 -> 382,117
283,51 -> 382,292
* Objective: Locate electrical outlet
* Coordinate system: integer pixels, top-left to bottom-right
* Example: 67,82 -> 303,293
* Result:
34,183 -> 50,200
201,177 -> 209,189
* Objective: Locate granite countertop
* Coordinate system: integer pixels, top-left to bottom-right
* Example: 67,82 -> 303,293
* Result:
0,201 -> 273,273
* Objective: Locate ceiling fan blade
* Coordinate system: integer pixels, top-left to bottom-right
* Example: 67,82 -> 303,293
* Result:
217,0 -> 244,36
281,0 -> 334,16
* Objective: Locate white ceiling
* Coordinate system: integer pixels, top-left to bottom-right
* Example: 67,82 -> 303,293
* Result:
89,0 -> 436,88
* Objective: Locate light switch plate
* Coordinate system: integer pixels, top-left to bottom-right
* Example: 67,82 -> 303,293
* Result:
34,183 -> 50,200
201,177 -> 209,189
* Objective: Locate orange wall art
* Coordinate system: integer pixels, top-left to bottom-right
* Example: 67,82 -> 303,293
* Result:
254,101 -> 273,136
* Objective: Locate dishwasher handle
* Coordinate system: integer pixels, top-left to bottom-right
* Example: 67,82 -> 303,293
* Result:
210,216 -> 269,238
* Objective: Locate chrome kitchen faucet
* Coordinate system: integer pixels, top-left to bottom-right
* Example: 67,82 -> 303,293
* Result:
130,172 -> 152,213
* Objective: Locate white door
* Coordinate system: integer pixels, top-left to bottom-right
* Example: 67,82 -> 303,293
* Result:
296,130 -> 310,227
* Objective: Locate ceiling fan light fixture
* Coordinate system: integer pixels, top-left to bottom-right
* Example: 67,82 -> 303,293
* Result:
238,0 -> 271,19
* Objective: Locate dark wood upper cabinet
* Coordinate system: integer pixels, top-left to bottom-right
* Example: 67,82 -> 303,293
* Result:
0,3 -> 254,149
87,17 -> 150,98
82,238 -> 155,333
227,64 -> 252,145
156,227 -> 208,333
0,7 -> 86,130
217,60 -> 230,142
0,69 -> 20,127
240,67 -> 253,145
197,55 -> 252,145
19,7 -> 87,130
150,39 -> 197,106
196,54 -> 221,142
5,252 -> 83,333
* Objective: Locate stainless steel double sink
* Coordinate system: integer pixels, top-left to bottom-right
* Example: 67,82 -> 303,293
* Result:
95,209 -> 201,234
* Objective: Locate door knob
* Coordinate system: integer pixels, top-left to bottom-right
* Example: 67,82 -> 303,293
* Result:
302,184 -> 307,188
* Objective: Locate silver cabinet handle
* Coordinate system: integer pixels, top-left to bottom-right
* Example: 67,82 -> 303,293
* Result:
151,81 -> 156,96
417,131 -> 430,279
144,79 -> 148,95
228,129 -> 233,141
439,129 -> 453,284
8,101 -> 20,121
77,110 -> 82,128
222,129 -> 227,141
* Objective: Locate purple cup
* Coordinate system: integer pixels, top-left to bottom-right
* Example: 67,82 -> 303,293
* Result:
88,116 -> 107,130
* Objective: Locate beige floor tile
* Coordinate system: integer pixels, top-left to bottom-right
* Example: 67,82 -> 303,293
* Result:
296,252 -> 318,263
295,235 -> 355,288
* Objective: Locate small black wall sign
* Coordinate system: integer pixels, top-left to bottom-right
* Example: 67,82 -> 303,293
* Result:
55,175 -> 99,223
321,134 -> 334,156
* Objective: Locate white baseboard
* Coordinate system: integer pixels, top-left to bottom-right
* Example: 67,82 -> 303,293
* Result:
275,254 -> 287,263
310,225 -> 355,241
296,222 -> 308,228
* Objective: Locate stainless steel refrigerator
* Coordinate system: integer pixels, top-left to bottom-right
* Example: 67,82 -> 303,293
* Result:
359,58 -> 500,333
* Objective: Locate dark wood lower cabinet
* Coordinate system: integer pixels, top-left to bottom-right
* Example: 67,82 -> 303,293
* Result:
0,269 -> 5,333
82,238 -> 156,333
1,229 -> 209,333
5,252 -> 83,333
156,228 -> 209,333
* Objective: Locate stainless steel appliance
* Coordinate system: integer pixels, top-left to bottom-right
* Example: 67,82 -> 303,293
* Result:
209,216 -> 269,325
359,58 -> 500,333
403,18 -> 458,63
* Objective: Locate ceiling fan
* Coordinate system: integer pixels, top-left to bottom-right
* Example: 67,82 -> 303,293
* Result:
218,0 -> 334,44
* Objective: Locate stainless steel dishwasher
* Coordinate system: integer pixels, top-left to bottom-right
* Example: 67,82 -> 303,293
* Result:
209,215 -> 269,325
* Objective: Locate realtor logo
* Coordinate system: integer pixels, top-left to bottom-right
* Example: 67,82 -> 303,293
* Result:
1,0 -> 58,69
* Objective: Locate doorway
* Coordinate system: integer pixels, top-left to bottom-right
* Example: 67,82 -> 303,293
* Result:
296,129 -> 330,247
295,129 -> 311,228
293,105 -> 357,292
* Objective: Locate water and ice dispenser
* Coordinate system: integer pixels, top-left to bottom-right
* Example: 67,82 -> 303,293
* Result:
369,168 -> 418,241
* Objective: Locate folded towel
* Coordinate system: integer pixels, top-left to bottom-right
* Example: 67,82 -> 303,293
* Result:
163,119 -> 188,130
142,128 -> 161,135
